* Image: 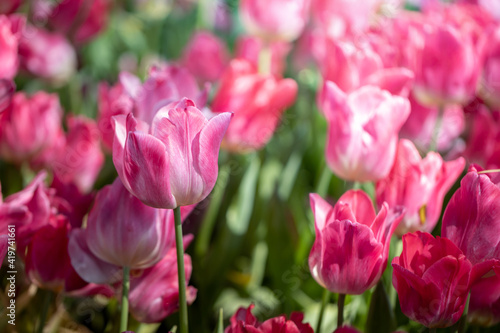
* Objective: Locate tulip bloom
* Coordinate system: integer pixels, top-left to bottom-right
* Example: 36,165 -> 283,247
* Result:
0,0 -> 20,14
0,15 -> 22,80
441,166 -> 500,266
0,79 -> 15,112
0,91 -> 63,164
239,0 -> 310,42
321,81 -> 410,182
225,304 -> 313,333
392,232 -> 473,328
211,59 -> 297,152
479,26 -> 500,107
309,190 -> 404,295
468,265 -> 500,327
129,246 -> 197,323
112,98 -> 231,209
376,139 -> 465,235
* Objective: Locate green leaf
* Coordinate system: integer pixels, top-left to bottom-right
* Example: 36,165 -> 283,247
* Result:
366,281 -> 397,333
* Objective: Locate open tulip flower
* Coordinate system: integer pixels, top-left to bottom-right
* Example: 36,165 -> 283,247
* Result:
392,232 -> 474,328
309,190 -> 404,295
112,98 -> 231,209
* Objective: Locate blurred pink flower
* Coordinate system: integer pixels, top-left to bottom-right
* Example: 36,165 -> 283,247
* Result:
181,30 -> 229,83
0,0 -> 20,14
321,81 -> 410,181
468,265 -> 500,327
376,139 -> 465,235
392,231 -> 473,328
0,79 -> 15,112
478,26 -> 500,108
309,191 -> 403,295
113,98 -> 231,209
0,14 -> 23,80
212,59 -> 297,152
239,0 -> 310,42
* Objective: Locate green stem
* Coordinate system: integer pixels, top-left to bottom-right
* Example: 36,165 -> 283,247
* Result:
429,329 -> 437,333
316,289 -> 330,333
196,0 -> 214,30
337,294 -> 346,328
430,104 -> 444,152
174,206 -> 189,333
457,292 -> 471,333
258,43 -> 272,74
120,266 -> 130,332
36,290 -> 52,333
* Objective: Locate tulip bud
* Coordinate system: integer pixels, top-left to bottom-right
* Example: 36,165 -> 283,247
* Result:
309,191 -> 404,295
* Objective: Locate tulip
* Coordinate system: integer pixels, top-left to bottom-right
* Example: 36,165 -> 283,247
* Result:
0,79 -> 15,112
392,231 -> 473,328
239,0 -> 310,42
225,304 -> 313,333
48,0 -> 110,43
112,98 -> 231,209
50,116 -> 104,193
129,246 -> 197,323
413,23 -> 480,106
375,139 -> 465,235
468,265 -> 500,327
18,26 -> 77,85
321,81 -> 410,181
441,165 -> 500,266
0,91 -> 63,164
309,190 -> 404,295
0,14 -> 23,80
211,59 -> 297,152
181,30 -> 229,83
0,0 -> 20,14
478,26 -> 500,108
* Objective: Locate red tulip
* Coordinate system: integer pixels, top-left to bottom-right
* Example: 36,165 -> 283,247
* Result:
225,304 -> 313,333
309,190 -> 404,295
376,139 -> 465,235
392,231 -> 473,328
321,81 -> 410,181
239,0 -> 310,42
0,91 -> 63,164
212,59 -> 297,152
112,98 -> 231,208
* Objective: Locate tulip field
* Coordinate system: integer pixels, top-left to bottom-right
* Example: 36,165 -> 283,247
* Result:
1,0 -> 500,332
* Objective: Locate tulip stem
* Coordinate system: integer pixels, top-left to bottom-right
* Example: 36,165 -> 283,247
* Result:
258,43 -> 272,74
457,292 -> 471,333
316,289 -> 330,333
430,104 -> 444,151
36,290 -> 52,333
337,293 -> 346,328
120,266 -> 130,332
174,206 -> 189,333
430,329 -> 437,333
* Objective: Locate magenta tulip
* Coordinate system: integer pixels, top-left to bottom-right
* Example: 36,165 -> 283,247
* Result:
321,81 -> 410,181
112,98 -> 231,209
239,0 -> 310,42
309,190 -> 404,295
211,59 -> 297,152
392,232 -> 473,328
376,139 -> 465,235
468,265 -> 500,327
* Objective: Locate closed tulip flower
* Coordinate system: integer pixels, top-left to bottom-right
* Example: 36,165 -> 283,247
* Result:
112,98 -> 231,209
392,232 -> 473,328
239,0 -> 310,42
321,81 -> 410,181
309,190 -> 404,295
211,59 -> 297,152
376,139 -> 465,235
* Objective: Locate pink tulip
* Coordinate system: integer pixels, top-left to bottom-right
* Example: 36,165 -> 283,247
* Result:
441,165 -> 500,266
48,0 -> 110,43
400,94 -> 465,152
376,139 -> 465,235
50,116 -> 104,193
235,35 -> 291,78
0,14 -> 23,80
129,246 -> 197,323
211,59 -> 297,152
181,30 -> 229,83
413,23 -> 480,106
0,91 -> 63,164
0,79 -> 15,112
478,26 -> 500,107
321,81 -> 410,181
0,0 -> 20,14
112,98 -> 231,208
97,78 -> 136,150
239,0 -> 310,42
392,232 -> 473,328
225,304 -> 313,333
468,265 -> 500,327
18,26 -> 77,84
309,191 -> 404,295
